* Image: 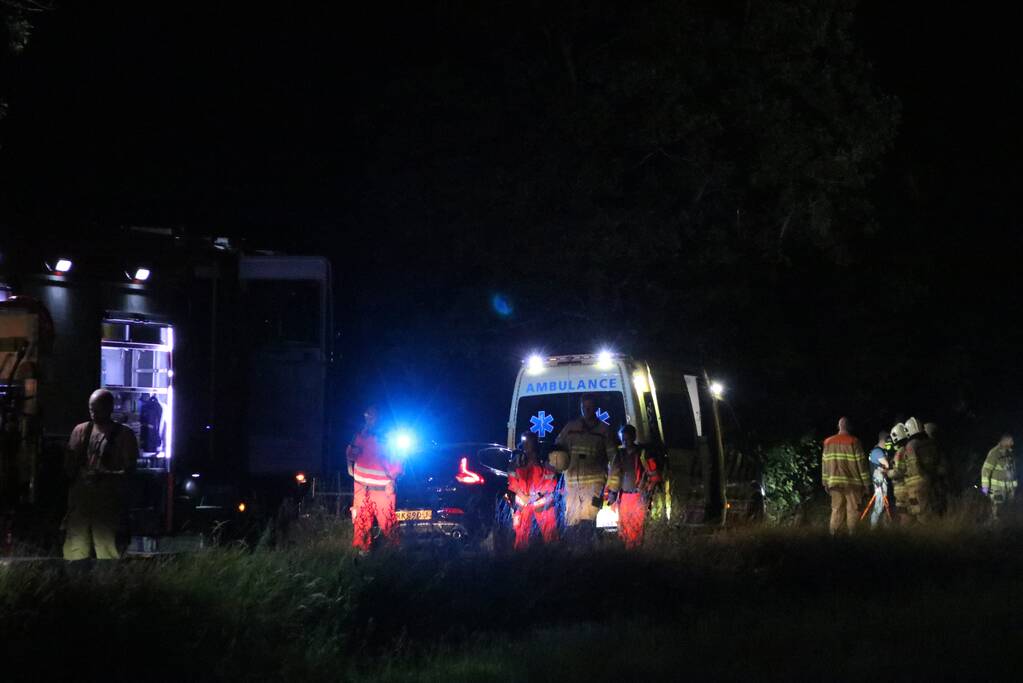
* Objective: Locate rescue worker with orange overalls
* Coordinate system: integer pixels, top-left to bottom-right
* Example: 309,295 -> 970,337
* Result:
606,424 -> 660,549
346,405 -> 402,551
507,431 -> 559,550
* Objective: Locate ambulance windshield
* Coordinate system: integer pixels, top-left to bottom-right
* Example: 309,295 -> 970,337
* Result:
516,392 -> 627,446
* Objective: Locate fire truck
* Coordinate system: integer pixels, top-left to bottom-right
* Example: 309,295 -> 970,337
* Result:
0,230 -> 333,553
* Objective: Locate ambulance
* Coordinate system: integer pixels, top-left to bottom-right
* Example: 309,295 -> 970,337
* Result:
506,351 -> 762,525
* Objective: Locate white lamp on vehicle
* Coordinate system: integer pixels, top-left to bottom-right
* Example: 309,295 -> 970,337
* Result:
596,350 -> 614,370
526,354 -> 545,375
49,258 -> 73,274
709,381 -> 725,400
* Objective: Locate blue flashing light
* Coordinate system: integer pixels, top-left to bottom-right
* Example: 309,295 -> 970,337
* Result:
388,429 -> 416,457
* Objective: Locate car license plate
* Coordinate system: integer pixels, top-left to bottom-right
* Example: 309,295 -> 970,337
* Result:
396,509 -> 432,521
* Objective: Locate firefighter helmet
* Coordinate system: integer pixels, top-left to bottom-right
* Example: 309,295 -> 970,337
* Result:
890,422 -> 909,444
904,417 -> 925,438
548,447 -> 570,473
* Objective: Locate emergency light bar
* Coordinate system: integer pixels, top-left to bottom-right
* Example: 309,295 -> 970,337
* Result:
523,351 -> 623,369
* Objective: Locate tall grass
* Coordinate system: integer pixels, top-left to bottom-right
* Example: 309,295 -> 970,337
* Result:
3,515 -> 1022,681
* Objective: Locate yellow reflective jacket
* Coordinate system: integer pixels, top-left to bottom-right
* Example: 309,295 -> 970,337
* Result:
555,417 -> 618,487
981,446 -> 1017,497
607,446 -> 661,493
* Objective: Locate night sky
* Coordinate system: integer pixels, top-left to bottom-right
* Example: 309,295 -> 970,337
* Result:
1,2 -> 1020,454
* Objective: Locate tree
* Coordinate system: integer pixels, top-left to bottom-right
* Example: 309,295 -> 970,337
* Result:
348,0 -> 898,437
0,1 -> 52,126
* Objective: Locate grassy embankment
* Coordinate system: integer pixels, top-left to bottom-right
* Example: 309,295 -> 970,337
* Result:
2,516 -> 1022,681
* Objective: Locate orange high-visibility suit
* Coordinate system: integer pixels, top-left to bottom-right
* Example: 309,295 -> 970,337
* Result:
607,446 -> 660,549
349,430 -> 402,550
507,462 -> 559,549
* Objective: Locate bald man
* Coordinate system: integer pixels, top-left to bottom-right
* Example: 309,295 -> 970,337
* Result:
821,417 -> 871,534
63,389 -> 139,561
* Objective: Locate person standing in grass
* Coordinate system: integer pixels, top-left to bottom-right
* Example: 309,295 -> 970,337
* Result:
555,393 -> 618,544
606,424 -> 661,549
821,417 -> 871,534
63,389 -> 138,561
867,430 -> 893,528
346,405 -> 402,552
507,431 -> 559,550
981,434 -> 1016,521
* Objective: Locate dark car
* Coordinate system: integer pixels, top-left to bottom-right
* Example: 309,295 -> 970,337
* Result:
395,442 -> 516,549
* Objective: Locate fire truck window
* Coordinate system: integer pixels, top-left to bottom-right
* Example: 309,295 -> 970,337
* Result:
101,321 -> 173,465
244,280 -> 321,347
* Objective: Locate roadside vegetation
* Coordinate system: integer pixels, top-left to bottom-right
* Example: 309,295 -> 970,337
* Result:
3,511 -> 1022,682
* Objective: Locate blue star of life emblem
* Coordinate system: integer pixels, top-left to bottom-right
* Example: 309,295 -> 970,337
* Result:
530,410 -> 554,437
596,408 -> 610,425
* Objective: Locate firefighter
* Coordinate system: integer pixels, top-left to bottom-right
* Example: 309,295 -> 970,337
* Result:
346,405 -> 402,552
63,389 -> 138,561
554,393 -> 618,543
821,417 -> 871,534
981,434 -> 1016,521
607,424 -> 661,549
507,431 -> 559,549
905,417 -> 945,518
889,421 -> 933,524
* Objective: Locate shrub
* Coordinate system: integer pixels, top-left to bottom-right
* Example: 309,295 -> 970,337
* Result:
760,437 -> 821,524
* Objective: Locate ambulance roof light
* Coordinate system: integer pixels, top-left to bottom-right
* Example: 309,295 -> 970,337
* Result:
526,354 -> 545,375
596,350 -> 614,370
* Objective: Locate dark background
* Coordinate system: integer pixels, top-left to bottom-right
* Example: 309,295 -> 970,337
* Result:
0,1 -> 1020,457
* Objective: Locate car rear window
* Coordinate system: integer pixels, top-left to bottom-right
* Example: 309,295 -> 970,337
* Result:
403,445 -> 488,482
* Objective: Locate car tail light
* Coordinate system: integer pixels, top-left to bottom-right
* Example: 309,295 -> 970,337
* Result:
440,507 -> 465,515
455,457 -> 484,485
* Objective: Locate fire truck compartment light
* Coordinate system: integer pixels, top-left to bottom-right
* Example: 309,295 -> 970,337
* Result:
54,259 -> 73,273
